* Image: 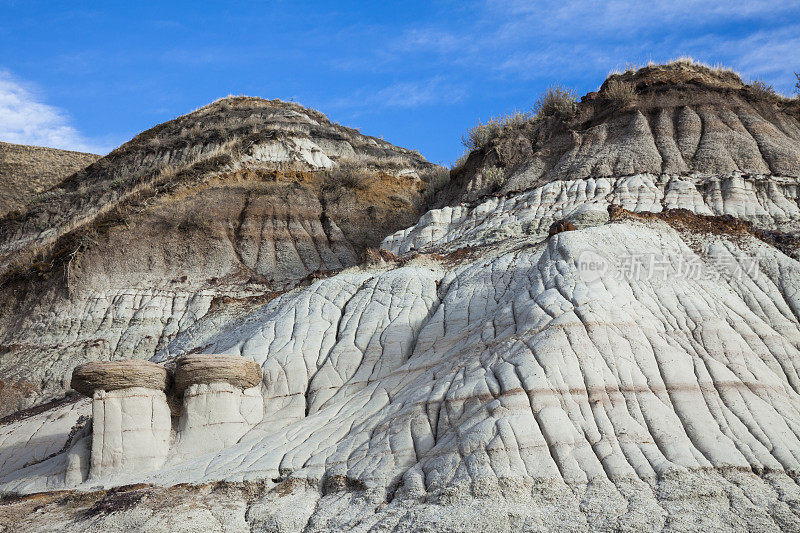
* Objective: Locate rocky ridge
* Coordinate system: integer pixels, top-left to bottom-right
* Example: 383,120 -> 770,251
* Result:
441,60 -> 800,205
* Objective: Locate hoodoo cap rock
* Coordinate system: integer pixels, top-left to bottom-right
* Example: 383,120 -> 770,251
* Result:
174,354 -> 262,395
70,360 -> 172,396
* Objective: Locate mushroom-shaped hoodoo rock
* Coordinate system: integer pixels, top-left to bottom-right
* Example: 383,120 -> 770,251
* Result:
171,354 -> 264,461
69,359 -> 173,481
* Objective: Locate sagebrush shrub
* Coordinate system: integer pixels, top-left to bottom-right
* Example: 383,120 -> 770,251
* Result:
452,153 -> 469,172
422,166 -> 451,202
461,123 -> 496,151
749,79 -> 778,99
533,85 -> 577,120
483,166 -> 505,192
461,110 -> 533,151
604,80 -> 636,106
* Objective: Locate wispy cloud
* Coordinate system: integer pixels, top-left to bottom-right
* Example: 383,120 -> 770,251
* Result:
331,76 -> 466,110
383,0 -> 800,93
688,26 -> 800,90
0,70 -> 112,154
375,77 -> 466,108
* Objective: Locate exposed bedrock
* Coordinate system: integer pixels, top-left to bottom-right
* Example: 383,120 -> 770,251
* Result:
0,97 -> 441,416
3,64 -> 800,530
441,65 -> 800,205
173,353 -> 263,395
3,215 -> 800,530
172,382 -> 264,460
383,172 -> 800,255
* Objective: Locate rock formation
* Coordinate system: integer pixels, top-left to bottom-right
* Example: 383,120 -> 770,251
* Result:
2,61 -> 800,531
173,353 -> 262,394
86,387 -> 171,480
70,360 -> 172,396
171,354 -> 264,459
70,360 -> 173,481
547,218 -> 576,237
62,357 -> 265,482
439,61 -> 800,205
0,97 -> 445,416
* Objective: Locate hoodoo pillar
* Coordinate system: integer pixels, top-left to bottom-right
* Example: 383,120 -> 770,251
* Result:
70,360 -> 172,480
171,354 -> 263,459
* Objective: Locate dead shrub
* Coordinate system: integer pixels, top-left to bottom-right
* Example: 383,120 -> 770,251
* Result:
321,165 -> 372,192
603,80 -> 637,107
748,79 -> 779,100
422,166 -> 450,202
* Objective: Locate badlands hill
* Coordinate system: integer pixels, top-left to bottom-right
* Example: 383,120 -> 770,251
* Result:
2,61 -> 800,531
442,61 -> 800,211
0,141 -> 98,218
0,96 -> 444,416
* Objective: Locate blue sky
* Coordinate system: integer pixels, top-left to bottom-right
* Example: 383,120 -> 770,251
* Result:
1,0 -> 798,164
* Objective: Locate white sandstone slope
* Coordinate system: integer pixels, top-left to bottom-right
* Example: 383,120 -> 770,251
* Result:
382,172 -> 800,255
4,192 -> 800,530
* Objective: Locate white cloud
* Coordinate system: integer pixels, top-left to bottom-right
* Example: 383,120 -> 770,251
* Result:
0,70 -> 111,154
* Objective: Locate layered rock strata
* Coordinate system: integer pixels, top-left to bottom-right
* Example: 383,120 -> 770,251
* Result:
173,353 -> 262,395
1,211 -> 794,530
0,97 -> 443,416
383,172 -> 800,255
2,63 -> 800,531
70,360 -> 172,396
440,61 -> 800,205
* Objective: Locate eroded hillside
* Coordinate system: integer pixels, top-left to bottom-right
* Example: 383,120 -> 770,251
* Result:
441,60 -> 800,205
0,142 -> 98,218
3,61 -> 800,532
0,96 -> 446,416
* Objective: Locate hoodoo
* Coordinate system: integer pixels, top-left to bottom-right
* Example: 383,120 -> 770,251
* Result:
171,354 -> 264,459
70,360 -> 172,480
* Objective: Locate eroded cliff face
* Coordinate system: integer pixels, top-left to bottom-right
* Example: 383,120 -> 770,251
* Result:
5,202 -> 800,532
0,97 -> 444,416
3,64 -> 800,532
440,61 -> 800,206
